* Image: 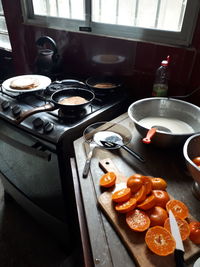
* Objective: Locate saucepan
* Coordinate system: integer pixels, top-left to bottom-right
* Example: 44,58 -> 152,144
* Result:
16,88 -> 95,124
128,97 -> 200,147
82,121 -> 145,178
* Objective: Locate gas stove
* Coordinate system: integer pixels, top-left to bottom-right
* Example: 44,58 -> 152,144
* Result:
0,81 -> 127,146
0,79 -> 128,247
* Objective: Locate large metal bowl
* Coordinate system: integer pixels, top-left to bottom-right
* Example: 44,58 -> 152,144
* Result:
183,134 -> 200,200
128,97 -> 200,147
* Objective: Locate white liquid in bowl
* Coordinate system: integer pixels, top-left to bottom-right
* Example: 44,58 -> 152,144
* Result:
138,117 -> 194,134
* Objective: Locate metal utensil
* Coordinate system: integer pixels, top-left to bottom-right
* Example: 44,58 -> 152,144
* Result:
169,210 -> 186,267
93,131 -> 145,162
82,141 -> 97,178
142,126 -> 171,144
100,140 -> 145,162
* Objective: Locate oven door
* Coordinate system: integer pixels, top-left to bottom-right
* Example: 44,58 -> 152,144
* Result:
0,120 -> 66,222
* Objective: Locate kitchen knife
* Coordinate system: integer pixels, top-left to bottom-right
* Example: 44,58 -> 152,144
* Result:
169,210 -> 186,267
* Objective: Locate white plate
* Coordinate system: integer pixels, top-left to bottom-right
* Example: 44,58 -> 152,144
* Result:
2,74 -> 51,93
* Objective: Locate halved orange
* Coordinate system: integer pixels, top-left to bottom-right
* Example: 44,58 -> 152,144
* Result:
126,209 -> 150,232
151,177 -> 167,190
164,216 -> 190,241
112,187 -> 131,203
132,185 -> 147,203
166,199 -> 189,220
142,176 -> 152,195
152,190 -> 170,208
137,194 -> 156,210
99,172 -> 116,188
146,206 -> 168,227
145,226 -> 176,256
115,197 -> 137,213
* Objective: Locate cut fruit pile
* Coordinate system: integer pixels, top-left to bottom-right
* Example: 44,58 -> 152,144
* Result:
99,172 -> 200,256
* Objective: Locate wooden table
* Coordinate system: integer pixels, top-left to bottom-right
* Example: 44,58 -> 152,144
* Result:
72,113 -> 200,267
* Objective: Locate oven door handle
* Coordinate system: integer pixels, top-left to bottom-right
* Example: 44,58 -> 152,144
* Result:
0,132 -> 51,161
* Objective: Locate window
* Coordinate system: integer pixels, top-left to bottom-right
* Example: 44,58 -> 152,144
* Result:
0,1 -> 11,50
22,0 -> 200,46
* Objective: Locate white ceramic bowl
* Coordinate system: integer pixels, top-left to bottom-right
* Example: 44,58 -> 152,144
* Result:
183,134 -> 200,199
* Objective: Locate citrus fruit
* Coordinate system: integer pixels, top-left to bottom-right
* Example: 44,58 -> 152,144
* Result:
151,177 -> 167,190
147,206 -> 168,227
142,176 -> 152,195
164,216 -> 190,241
115,197 -> 137,213
192,157 -> 200,166
132,185 -> 147,203
137,194 -> 156,210
152,190 -> 170,208
99,172 -> 116,188
127,176 -> 143,193
126,209 -> 150,232
189,221 -> 200,244
145,226 -> 176,256
166,199 -> 189,219
112,187 -> 131,203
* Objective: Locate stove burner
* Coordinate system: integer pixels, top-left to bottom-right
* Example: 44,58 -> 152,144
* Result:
45,82 -> 65,95
58,107 -> 87,121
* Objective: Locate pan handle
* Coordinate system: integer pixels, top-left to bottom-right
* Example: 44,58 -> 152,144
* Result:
15,103 -> 55,124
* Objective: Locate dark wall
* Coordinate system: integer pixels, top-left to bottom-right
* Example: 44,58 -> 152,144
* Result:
2,0 -> 200,104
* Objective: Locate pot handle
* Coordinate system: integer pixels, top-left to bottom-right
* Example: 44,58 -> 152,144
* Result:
142,128 -> 157,144
15,103 -> 55,125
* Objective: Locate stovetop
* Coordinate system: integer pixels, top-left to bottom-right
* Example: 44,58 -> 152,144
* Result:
0,82 -> 127,144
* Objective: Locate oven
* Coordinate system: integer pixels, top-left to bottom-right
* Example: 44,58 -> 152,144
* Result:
0,78 -> 128,247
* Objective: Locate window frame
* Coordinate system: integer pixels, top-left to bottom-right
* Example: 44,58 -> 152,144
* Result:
21,0 -> 200,47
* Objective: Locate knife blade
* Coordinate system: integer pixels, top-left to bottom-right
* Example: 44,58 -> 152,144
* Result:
169,210 -> 186,267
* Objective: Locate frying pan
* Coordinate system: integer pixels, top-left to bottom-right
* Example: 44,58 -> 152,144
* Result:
16,88 -> 95,124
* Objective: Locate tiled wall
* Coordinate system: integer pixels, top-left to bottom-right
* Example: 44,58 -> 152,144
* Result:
2,0 -> 200,104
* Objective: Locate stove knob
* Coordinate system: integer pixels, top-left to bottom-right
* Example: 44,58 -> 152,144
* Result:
32,118 -> 44,129
1,100 -> 10,110
43,122 -> 54,133
12,105 -> 21,116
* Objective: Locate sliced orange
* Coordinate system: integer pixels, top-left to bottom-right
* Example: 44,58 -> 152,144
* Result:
166,199 -> 189,220
137,194 -> 156,210
126,209 -> 150,232
164,216 -> 190,241
127,176 -> 143,193
112,187 -> 131,203
133,185 -> 147,203
99,172 -> 116,188
115,197 -> 137,213
151,177 -> 167,190
147,206 -> 168,227
145,226 -> 176,256
142,176 -> 152,195
152,190 -> 170,208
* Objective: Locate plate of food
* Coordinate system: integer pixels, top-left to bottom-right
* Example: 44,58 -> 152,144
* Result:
2,74 -> 51,93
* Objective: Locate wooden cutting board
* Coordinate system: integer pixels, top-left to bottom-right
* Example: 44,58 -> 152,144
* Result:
98,158 -> 200,267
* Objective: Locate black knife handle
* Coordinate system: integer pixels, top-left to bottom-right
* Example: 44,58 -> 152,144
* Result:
174,249 -> 186,267
121,145 -> 145,163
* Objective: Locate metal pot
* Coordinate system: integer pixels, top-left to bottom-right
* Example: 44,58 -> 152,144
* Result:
128,97 -> 200,147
